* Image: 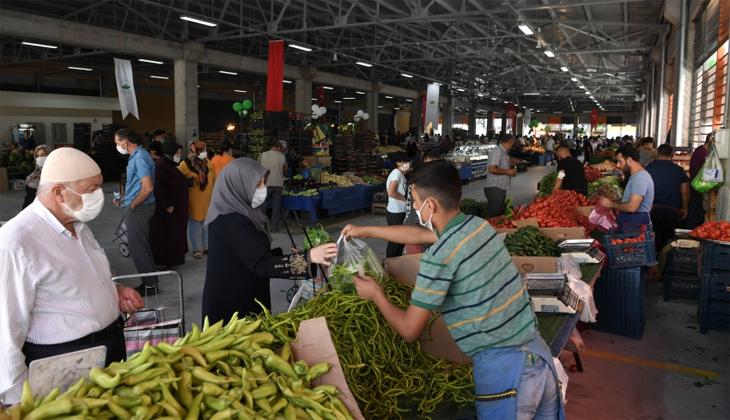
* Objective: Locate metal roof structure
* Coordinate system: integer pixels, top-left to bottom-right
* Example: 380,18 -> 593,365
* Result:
0,0 -> 667,113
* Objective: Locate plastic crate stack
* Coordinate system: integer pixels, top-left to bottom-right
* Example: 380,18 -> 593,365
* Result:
698,242 -> 730,333
287,113 -> 310,157
331,133 -> 377,173
248,111 -> 292,160
663,247 -> 701,301
73,123 -> 91,152
593,229 -> 656,340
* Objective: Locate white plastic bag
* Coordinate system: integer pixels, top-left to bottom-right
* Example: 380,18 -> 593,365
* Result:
567,274 -> 598,323
702,148 -> 724,183
558,254 -> 582,280
328,234 -> 386,293
552,357 -> 569,405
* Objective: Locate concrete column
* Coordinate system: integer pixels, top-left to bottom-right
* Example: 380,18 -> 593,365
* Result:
670,0 -> 689,147
295,67 -> 317,116
656,42 -> 667,142
443,97 -> 454,136
487,111 -> 494,134
411,91 -> 424,137
501,112 -> 507,135
468,104 -> 477,139
366,81 -> 382,132
573,114 -> 579,137
174,58 -> 199,147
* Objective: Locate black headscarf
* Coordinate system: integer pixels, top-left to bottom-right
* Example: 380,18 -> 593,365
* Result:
162,142 -> 182,166
204,158 -> 271,242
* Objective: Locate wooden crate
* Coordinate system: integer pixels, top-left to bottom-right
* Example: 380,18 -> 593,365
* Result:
371,202 -> 387,215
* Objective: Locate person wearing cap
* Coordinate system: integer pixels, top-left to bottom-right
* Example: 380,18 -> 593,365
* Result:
114,129 -> 159,294
22,145 -> 51,209
257,141 -> 288,232
179,140 -> 216,259
0,148 -> 145,405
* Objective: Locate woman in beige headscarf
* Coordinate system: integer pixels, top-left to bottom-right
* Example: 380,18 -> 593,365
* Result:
179,140 -> 216,259
22,145 -> 51,209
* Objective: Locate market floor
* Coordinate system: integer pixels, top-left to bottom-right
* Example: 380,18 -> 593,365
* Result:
1,163 -> 728,419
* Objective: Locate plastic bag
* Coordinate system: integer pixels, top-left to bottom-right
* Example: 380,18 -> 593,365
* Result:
303,224 -> 333,250
587,195 -> 618,233
558,254 -> 582,279
328,234 -> 386,293
693,146 -> 724,193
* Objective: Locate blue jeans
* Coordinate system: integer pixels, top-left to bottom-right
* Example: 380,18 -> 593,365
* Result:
188,216 -> 209,251
544,150 -> 555,165
516,357 -> 560,420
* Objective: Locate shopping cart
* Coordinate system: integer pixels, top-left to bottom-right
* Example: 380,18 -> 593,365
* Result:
112,215 -> 129,257
112,271 -> 186,359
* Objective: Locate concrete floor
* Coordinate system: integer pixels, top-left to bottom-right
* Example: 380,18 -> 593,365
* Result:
1,163 -> 728,419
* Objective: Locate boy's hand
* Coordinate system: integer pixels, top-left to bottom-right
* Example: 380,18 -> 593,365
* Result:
353,274 -> 384,301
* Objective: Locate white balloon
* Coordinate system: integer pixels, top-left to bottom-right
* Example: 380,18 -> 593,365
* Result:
243,110 -> 248,115
362,113 -> 369,120
319,107 -> 327,115
312,105 -> 319,112
312,113 -> 319,119
353,116 -> 361,121
357,110 -> 364,116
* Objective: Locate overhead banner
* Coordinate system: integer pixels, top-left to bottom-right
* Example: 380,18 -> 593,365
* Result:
317,87 -> 325,107
506,104 -> 516,133
266,40 -> 285,111
113,58 -> 139,120
591,109 -> 599,131
424,83 -> 439,134
524,108 -> 532,134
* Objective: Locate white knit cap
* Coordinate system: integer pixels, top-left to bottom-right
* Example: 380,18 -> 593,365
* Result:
40,147 -> 101,183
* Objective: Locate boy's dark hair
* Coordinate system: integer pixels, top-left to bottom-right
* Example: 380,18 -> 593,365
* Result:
220,140 -> 232,152
406,160 -> 461,211
615,145 -> 640,163
115,128 -> 139,144
657,144 -> 673,157
152,129 -> 166,138
642,137 -> 654,145
422,150 -> 441,161
148,140 -> 163,156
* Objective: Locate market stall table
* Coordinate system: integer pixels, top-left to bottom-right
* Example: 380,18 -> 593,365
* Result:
319,184 -> 372,216
271,192 -> 322,221
456,166 -> 472,180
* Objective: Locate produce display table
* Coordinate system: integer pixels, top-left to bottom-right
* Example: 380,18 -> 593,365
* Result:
470,161 -> 488,178
273,194 -> 322,220
457,166 -> 472,180
320,184 -> 372,216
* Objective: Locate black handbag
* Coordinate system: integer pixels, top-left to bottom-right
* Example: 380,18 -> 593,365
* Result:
187,177 -> 196,188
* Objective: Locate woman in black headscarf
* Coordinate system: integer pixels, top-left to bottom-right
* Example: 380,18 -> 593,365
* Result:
149,142 -> 189,269
201,158 -> 338,323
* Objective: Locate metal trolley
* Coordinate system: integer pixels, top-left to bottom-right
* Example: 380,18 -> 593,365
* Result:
112,271 -> 186,359
113,215 -> 130,257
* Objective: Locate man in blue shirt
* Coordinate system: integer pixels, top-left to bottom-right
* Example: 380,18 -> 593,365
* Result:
113,129 -> 159,295
600,145 -> 654,233
645,144 -> 689,250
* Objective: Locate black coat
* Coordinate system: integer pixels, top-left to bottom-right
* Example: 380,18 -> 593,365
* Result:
149,158 -> 189,267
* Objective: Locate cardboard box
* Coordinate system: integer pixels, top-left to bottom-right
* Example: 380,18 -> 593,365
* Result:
0,168 -> 8,193
304,155 -> 331,167
495,227 -> 586,241
11,179 -> 26,190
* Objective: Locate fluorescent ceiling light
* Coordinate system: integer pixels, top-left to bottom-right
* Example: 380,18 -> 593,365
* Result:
289,44 -> 312,52
437,83 -> 443,86
234,89 -> 247,93
406,99 -> 413,102
579,85 -> 586,89
323,86 -> 334,90
180,15 -> 217,27
518,25 -> 533,35
561,67 -> 569,72
585,91 -> 591,94
385,96 -> 393,99
544,50 -> 555,58
457,88 -> 465,92
477,93 -> 484,97
355,61 -> 373,67
343,97 -> 356,100
22,41 -> 57,49
150,75 -> 169,80
139,59 -> 163,65
555,111 -> 563,114
283,80 -> 292,84
68,66 -> 92,71
219,70 -> 238,75
491,97 -> 497,100
523,92 -> 540,96
401,73 -> 413,78
504,101 -> 508,103
312,98 -> 317,101
334,100 -> 342,103
378,105 -> 383,108
356,91 -> 366,94
394,107 -> 400,110
571,77 -> 578,82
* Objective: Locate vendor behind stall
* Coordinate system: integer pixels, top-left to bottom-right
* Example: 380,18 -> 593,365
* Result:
645,144 -> 689,250
342,160 -> 564,420
553,145 -> 588,195
484,134 -> 517,218
600,145 -> 655,233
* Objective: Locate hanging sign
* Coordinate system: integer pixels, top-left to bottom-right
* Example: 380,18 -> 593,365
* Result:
114,58 -> 139,120
318,87 -> 325,107
266,40 -> 284,111
424,83 -> 440,134
506,104 -> 516,133
591,109 -> 599,132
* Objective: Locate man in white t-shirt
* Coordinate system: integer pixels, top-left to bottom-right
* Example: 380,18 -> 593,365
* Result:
544,137 -> 556,166
385,152 -> 410,258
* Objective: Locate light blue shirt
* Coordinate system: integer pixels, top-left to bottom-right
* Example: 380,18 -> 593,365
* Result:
124,146 -> 155,206
622,170 -> 654,213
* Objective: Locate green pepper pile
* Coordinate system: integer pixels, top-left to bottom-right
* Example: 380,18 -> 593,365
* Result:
4,315 -> 349,420
503,226 -> 560,257
252,281 -> 474,420
537,171 -> 559,197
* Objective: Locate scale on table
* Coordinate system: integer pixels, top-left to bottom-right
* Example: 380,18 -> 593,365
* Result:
555,239 -> 606,265
524,273 -> 579,314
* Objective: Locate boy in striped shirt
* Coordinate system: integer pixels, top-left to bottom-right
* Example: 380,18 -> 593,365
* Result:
343,160 -> 564,420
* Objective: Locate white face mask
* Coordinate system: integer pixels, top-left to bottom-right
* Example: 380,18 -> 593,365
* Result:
198,152 -> 208,160
251,187 -> 267,208
117,144 -> 128,155
400,163 -> 410,172
173,156 -> 181,163
415,200 -> 434,231
36,157 -> 47,167
63,187 -> 105,223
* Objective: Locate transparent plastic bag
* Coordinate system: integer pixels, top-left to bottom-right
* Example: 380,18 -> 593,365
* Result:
328,234 -> 386,293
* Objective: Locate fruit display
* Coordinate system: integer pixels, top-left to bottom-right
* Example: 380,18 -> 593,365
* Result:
378,146 -> 405,153
514,190 -> 595,232
587,176 -> 622,199
320,171 -> 353,187
608,233 -> 650,253
689,221 -> 730,242
485,216 -> 516,228
283,189 -> 319,197
524,147 -> 545,154
589,160 -> 616,171
583,166 -> 605,183
359,175 -> 383,185
0,150 -> 35,172
537,172 -> 559,197
283,179 -> 339,191
504,226 -> 560,257
342,174 -> 368,185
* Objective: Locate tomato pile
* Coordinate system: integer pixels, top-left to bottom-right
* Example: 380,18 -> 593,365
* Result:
513,190 -> 596,233
609,234 -> 649,253
485,216 -> 516,228
584,166 -> 605,183
689,221 -> 730,242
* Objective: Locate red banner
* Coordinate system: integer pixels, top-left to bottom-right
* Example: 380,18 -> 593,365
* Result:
266,40 -> 284,111
422,92 -> 427,129
317,87 -> 325,107
591,109 -> 598,131
506,104 -> 516,133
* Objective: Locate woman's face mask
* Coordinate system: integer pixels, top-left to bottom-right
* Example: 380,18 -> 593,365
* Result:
251,187 -> 267,208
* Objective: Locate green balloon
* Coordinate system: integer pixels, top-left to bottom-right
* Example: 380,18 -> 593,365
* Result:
233,102 -> 243,112
242,100 -> 253,110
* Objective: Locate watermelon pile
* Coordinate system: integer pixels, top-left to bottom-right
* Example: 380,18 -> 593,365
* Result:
0,150 -> 36,172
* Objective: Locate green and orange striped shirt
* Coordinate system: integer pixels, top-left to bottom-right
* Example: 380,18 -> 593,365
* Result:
411,213 -> 538,356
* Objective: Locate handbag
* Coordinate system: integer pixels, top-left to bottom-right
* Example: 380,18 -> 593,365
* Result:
692,146 -> 724,193
187,177 -> 196,188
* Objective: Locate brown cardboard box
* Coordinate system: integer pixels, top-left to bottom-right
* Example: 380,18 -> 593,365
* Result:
495,227 -> 585,241
304,155 -> 331,167
513,217 -> 539,228
0,168 -> 8,193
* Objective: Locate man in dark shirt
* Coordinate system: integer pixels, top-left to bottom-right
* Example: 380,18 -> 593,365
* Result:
20,130 -> 36,151
645,144 -> 689,250
553,146 -> 587,195
439,135 -> 452,154
686,133 -> 713,229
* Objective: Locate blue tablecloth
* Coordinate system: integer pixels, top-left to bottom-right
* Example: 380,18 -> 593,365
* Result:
457,166 -> 472,180
319,185 -> 372,216
271,193 -> 322,220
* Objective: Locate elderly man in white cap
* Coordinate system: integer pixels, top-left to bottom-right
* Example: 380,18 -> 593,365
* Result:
0,148 -> 145,405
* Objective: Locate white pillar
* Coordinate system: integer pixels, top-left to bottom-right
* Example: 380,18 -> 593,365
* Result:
174,59 -> 198,147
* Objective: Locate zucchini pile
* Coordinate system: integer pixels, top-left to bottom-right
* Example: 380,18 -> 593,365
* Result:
503,226 -> 559,257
